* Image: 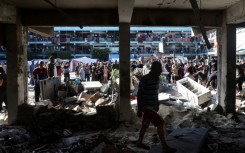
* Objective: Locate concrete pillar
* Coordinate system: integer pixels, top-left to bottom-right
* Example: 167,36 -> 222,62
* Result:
5,13 -> 28,124
119,22 -> 131,121
218,24 -> 236,114
217,28 -> 224,110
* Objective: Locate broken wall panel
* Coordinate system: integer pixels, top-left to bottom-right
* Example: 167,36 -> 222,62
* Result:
176,77 -> 211,106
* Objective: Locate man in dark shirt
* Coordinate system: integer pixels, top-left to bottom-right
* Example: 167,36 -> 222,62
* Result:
137,61 -> 176,153
47,56 -> 56,79
137,61 -> 144,68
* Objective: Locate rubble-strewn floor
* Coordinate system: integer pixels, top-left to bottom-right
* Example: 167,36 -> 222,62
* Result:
1,82 -> 245,152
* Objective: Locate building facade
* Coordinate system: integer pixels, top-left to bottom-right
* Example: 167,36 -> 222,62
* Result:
0,26 -> 212,61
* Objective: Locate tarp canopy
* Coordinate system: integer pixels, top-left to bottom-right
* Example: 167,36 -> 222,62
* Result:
69,57 -> 97,71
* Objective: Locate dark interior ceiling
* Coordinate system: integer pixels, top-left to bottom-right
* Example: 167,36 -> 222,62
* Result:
4,0 -> 242,10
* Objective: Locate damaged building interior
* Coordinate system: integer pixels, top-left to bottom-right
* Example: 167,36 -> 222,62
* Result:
0,0 -> 245,152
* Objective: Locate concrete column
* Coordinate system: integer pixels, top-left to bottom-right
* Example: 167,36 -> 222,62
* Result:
5,14 -> 28,124
217,28 -> 224,111
119,22 -> 131,121
218,24 -> 236,114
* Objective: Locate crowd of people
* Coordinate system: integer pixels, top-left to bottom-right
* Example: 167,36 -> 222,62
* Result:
73,61 -> 113,84
130,55 -> 218,90
29,56 -> 115,102
2,54 -> 244,110
1,54 -> 245,152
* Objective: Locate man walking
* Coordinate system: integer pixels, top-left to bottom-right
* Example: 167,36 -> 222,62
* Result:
137,61 -> 176,153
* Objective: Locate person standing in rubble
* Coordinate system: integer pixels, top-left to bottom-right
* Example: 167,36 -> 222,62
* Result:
33,61 -> 48,102
63,62 -> 70,82
84,63 -> 90,81
0,68 -> 7,112
205,57 -> 217,89
79,64 -> 86,81
75,62 -> 81,77
136,61 -> 176,153
236,64 -> 244,96
47,56 -> 57,79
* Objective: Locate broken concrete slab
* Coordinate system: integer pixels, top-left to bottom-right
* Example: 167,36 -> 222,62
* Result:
149,128 -> 208,153
82,81 -> 102,92
177,77 -> 211,106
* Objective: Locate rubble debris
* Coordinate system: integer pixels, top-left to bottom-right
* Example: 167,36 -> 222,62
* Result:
95,98 -> 109,106
2,69 -> 245,152
89,91 -> 103,103
100,84 -> 109,93
149,128 -> 209,153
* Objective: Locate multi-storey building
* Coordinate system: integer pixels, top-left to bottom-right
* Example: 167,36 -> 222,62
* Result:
0,26 -> 211,61
27,26 -> 208,60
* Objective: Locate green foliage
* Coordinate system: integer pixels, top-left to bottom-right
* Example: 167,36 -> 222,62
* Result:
110,69 -> 119,82
91,48 -> 110,61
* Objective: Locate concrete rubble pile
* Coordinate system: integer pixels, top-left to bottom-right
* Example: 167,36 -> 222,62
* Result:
1,104 -> 245,152
17,81 -> 119,131
127,68 -> 245,153
0,125 -> 137,153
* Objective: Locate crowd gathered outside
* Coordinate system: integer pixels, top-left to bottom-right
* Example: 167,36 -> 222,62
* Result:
1,53 -> 245,109
130,55 -> 218,89
28,56 -> 115,102
130,54 -> 245,97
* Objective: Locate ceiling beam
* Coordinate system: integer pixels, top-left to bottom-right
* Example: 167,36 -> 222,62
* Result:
226,0 -> 245,24
43,0 -> 83,28
28,27 -> 54,37
21,9 -> 119,26
0,0 -> 16,23
189,0 -> 211,49
118,0 -> 135,23
21,8 -> 223,27
131,9 -> 222,27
